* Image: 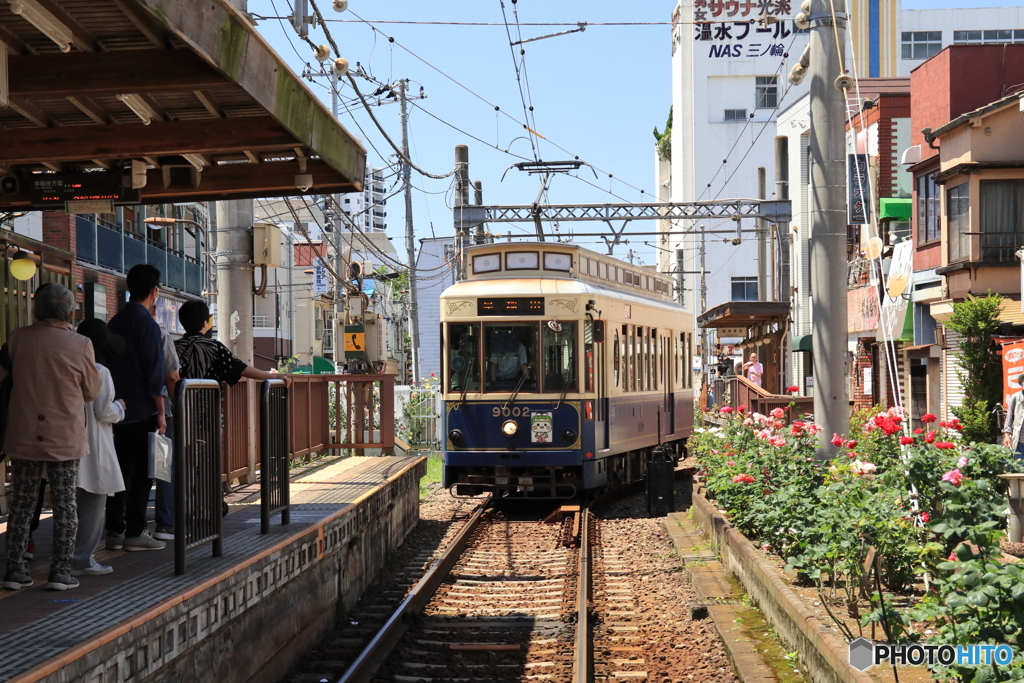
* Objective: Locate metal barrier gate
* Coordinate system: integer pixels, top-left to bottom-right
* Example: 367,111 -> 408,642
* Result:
174,379 -> 223,575
260,379 -> 290,534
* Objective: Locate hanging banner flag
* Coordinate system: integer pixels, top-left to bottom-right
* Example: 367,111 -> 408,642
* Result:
312,258 -> 329,295
1002,341 -> 1024,408
847,154 -> 872,225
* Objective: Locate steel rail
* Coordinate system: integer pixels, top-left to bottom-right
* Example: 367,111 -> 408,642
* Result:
574,506 -> 592,683
336,500 -> 490,683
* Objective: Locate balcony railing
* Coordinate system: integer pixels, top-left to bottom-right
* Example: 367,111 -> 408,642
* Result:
76,216 -> 204,295
981,231 -> 1024,263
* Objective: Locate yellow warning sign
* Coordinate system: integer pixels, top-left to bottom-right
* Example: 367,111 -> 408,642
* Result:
344,332 -> 365,352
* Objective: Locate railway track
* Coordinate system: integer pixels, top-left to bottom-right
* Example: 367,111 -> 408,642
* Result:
337,502 -> 594,683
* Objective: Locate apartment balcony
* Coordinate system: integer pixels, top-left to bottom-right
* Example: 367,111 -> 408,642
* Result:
372,210 -> 387,219
75,216 -> 205,296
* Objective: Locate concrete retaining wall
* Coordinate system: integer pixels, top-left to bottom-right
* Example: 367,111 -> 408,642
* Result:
690,491 -> 874,683
33,458 -> 425,683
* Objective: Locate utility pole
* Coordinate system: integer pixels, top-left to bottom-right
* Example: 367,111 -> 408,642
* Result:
330,72 -> 345,371
454,145 -> 470,280
699,228 -> 708,371
757,167 -> 767,301
775,136 -> 790,304
473,181 -> 485,244
809,0 -> 849,455
398,79 -> 421,384
219,0 -> 255,366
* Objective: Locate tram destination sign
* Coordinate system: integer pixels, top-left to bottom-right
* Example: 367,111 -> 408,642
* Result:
30,173 -> 140,208
478,297 -> 545,316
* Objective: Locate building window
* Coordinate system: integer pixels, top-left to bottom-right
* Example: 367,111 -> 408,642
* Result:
947,182 -> 970,263
901,31 -> 942,59
755,76 -> 778,109
953,29 -> 1024,44
731,276 -> 758,301
981,179 -> 1024,262
724,108 -> 747,122
916,173 -> 940,244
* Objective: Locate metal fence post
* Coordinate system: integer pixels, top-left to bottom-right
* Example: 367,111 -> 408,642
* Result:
174,379 -> 223,575
260,378 -> 290,534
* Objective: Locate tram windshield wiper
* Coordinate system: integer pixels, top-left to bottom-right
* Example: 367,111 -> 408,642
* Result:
456,353 -> 475,409
504,362 -> 533,411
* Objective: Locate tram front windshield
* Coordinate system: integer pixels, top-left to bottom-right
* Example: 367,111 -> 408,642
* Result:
485,323 -> 538,392
447,322 -> 578,393
447,323 -> 480,392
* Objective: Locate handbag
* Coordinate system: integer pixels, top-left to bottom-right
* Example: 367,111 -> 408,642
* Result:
148,431 -> 173,482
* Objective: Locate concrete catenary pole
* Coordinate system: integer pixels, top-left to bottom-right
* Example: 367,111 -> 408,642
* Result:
757,167 -> 767,301
809,0 -> 849,454
218,0 -> 254,365
473,181 -> 484,244
399,80 -> 421,383
774,136 -> 790,305
454,145 -> 470,280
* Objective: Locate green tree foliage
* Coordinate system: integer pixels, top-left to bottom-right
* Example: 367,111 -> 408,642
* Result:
944,293 -> 1004,443
653,106 -> 672,162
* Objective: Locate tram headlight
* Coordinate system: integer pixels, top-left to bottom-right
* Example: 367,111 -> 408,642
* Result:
501,420 -> 518,437
448,429 -> 463,443
563,429 -> 576,443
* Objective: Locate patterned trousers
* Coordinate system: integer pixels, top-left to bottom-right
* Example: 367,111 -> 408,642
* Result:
5,459 -> 78,576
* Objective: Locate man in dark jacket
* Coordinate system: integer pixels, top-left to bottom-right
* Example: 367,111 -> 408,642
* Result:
105,264 -> 166,552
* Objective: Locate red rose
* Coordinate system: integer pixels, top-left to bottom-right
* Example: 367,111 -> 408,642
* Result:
720,406 -> 734,414
922,413 -> 937,423
845,440 -> 858,449
914,428 -> 923,434
925,431 -> 936,444
787,385 -> 800,393
935,441 -> 956,449
921,512 -> 930,523
738,404 -> 747,413
899,436 -> 914,445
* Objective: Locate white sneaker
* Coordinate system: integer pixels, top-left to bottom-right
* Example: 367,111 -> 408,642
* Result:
71,560 -> 113,576
123,530 -> 166,552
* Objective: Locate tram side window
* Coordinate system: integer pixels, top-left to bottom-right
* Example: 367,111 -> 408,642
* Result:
448,323 -> 480,393
543,321 -> 578,393
628,326 -> 636,392
485,323 -> 538,392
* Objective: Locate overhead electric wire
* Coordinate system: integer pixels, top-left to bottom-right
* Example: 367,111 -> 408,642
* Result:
335,7 -> 657,201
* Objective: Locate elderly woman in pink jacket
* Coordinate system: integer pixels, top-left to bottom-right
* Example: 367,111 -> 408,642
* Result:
2,284 -> 101,591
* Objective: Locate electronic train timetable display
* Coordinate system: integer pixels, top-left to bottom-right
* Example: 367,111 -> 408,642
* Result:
477,297 -> 545,316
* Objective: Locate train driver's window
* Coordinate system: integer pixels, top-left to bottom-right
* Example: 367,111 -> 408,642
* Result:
542,321 -> 578,393
613,329 -> 620,387
447,324 -> 480,393
485,323 -> 538,392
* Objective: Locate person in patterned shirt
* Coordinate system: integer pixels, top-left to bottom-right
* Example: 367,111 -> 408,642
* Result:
175,301 -> 291,388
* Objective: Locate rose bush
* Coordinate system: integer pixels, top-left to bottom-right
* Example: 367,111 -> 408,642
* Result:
692,404 -> 1024,680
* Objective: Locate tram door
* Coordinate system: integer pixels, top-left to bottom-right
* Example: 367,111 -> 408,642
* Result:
594,326 -> 608,451
664,334 -> 675,435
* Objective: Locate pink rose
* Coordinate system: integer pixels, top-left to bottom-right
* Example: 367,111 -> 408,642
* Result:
941,469 -> 964,487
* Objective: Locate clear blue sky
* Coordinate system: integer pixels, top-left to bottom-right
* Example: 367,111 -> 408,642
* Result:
250,0 -> 673,263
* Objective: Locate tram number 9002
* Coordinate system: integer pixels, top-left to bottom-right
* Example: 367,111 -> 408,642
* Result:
492,406 -> 531,418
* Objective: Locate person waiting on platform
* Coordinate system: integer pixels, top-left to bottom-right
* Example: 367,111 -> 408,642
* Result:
175,300 -> 291,388
743,352 -> 764,387
72,319 -> 126,577
486,328 -> 531,391
2,284 -> 102,591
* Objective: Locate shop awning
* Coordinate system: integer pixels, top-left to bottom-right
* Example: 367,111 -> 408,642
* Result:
999,298 -> 1024,325
879,198 -> 912,221
697,300 -> 790,328
791,334 -> 812,352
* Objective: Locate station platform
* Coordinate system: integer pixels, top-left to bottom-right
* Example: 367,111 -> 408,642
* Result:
0,454 -> 426,683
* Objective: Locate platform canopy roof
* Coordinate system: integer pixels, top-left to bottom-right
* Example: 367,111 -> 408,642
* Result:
0,0 -> 365,209
697,300 -> 791,329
